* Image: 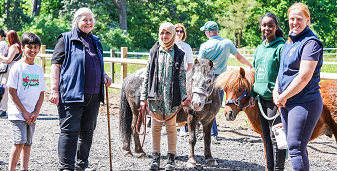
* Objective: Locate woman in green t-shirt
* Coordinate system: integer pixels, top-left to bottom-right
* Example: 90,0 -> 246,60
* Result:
249,12 -> 286,171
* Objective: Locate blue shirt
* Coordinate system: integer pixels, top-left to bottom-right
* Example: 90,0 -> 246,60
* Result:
198,35 -> 238,74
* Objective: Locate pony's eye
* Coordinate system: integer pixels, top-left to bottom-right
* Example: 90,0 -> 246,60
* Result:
207,79 -> 211,84
238,88 -> 244,92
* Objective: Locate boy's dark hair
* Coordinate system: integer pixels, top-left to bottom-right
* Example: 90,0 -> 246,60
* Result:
259,12 -> 284,40
21,33 -> 41,47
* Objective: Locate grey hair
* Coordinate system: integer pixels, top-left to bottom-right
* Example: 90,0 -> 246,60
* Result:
72,8 -> 96,29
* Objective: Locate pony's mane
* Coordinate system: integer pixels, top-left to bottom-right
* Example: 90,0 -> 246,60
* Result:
215,68 -> 255,92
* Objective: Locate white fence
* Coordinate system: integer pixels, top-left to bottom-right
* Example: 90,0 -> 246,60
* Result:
37,46 -> 337,89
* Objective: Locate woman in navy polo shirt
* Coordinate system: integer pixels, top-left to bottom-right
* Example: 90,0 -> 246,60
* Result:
273,3 -> 323,171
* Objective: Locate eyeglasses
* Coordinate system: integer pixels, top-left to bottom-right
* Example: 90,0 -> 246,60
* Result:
176,30 -> 184,33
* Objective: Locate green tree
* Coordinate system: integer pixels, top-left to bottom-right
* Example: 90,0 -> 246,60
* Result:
218,0 -> 260,48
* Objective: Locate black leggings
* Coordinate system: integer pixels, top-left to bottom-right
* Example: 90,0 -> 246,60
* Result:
258,98 -> 286,171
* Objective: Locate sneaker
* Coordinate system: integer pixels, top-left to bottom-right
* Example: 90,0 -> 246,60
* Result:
161,126 -> 167,135
179,126 -> 187,136
0,110 -> 7,118
75,166 -> 96,171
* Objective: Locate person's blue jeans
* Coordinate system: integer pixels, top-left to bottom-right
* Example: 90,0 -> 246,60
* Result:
280,97 -> 323,171
57,93 -> 101,170
211,74 -> 224,137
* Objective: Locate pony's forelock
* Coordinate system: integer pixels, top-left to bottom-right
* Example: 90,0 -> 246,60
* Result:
215,68 -> 255,92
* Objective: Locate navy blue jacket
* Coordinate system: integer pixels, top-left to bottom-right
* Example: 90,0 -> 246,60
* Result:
59,29 -> 105,103
278,27 -> 323,104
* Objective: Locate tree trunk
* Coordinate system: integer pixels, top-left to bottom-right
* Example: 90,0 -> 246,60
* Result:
234,31 -> 238,48
238,29 -> 242,48
5,0 -> 10,30
119,0 -> 127,30
112,0 -> 127,31
31,0 -> 41,16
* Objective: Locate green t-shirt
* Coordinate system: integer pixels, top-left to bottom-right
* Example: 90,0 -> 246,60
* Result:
251,37 -> 285,100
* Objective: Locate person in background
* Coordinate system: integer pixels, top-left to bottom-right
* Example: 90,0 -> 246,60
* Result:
0,28 -> 7,118
174,23 -> 194,137
140,22 -> 191,171
0,30 -> 23,118
198,21 -> 252,143
7,32 -> 47,171
249,12 -> 286,171
49,7 -> 112,171
0,29 -> 8,56
273,3 -> 323,171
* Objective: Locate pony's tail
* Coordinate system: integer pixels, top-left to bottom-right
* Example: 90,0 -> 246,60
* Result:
119,81 -> 133,147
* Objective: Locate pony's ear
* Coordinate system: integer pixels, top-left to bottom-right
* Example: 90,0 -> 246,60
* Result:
194,58 -> 199,65
239,67 -> 245,78
208,60 -> 213,68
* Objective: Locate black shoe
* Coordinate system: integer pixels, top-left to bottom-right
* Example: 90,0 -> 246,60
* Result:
149,152 -> 160,170
165,153 -> 175,171
0,110 -> 7,118
75,166 -> 96,171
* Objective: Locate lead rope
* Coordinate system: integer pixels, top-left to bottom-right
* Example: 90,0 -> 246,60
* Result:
136,103 -> 188,147
256,95 -> 279,120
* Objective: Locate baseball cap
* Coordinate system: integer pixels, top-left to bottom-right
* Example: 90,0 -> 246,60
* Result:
200,21 -> 218,31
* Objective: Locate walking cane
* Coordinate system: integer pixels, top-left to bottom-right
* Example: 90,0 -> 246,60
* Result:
105,87 -> 113,171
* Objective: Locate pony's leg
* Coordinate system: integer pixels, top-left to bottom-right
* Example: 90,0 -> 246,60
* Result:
202,118 -> 217,166
187,114 -> 198,168
131,112 -> 146,158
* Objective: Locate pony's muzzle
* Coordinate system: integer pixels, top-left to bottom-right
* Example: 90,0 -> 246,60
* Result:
225,110 -> 235,121
191,101 -> 203,111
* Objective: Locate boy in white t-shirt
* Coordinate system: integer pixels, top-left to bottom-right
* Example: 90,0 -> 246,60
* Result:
7,33 -> 47,171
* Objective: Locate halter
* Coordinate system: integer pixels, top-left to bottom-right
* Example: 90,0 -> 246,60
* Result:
191,83 -> 214,104
224,89 -> 250,109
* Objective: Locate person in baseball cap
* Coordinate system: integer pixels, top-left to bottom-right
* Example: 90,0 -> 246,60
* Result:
198,20 -> 252,143
200,21 -> 219,31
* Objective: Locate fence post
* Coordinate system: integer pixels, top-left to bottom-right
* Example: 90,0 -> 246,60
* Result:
40,45 -> 46,73
121,47 -> 128,83
110,49 -> 115,83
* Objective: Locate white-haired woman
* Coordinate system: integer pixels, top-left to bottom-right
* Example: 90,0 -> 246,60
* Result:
49,7 -> 111,171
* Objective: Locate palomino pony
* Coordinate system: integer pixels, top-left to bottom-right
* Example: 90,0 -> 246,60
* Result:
119,58 -> 221,167
215,67 -> 337,156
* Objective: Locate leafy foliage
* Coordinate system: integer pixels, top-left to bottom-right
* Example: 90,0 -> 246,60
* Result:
0,0 -> 336,51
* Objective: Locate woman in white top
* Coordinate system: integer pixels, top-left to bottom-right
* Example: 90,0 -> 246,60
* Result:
0,29 -> 8,56
175,23 -> 194,71
174,23 -> 194,136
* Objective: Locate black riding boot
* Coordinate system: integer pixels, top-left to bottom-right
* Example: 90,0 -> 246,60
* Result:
165,153 -> 175,171
149,152 -> 160,171
272,137 -> 286,171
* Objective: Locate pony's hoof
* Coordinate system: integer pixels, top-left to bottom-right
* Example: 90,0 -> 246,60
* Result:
206,158 -> 218,166
124,151 -> 133,157
136,152 -> 146,158
187,159 -> 196,168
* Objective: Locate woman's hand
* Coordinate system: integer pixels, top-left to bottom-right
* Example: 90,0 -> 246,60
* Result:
249,97 -> 255,107
49,90 -> 60,105
183,98 -> 191,106
276,94 -> 287,108
104,74 -> 112,87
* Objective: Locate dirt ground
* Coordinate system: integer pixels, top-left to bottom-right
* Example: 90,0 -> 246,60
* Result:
0,91 -> 336,170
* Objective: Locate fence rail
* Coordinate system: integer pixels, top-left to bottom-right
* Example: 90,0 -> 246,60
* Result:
37,46 -> 337,90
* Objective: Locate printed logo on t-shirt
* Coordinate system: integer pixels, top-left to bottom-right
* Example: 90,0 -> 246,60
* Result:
256,52 -> 268,80
22,74 -> 39,90
288,47 -> 296,56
